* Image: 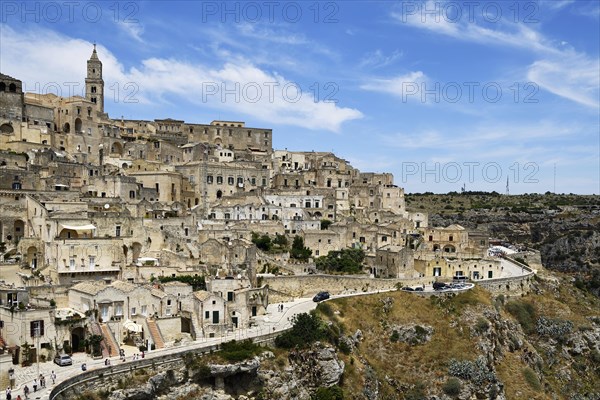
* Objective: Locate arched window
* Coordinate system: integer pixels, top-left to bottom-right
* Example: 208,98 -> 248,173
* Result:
0,82 -> 5,91
9,83 -> 17,92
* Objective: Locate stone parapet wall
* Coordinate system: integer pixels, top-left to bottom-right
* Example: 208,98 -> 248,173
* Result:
263,274 -> 429,299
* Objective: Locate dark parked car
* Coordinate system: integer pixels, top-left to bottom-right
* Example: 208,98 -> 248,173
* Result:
433,282 -> 448,290
401,287 -> 414,291
313,291 -> 330,302
414,286 -> 424,292
54,354 -> 73,366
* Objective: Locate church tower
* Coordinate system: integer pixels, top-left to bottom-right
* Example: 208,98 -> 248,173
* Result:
85,44 -> 104,114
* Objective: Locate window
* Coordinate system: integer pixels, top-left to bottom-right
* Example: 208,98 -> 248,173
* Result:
216,176 -> 223,184
449,235 -> 453,241
30,320 -> 44,337
433,267 -> 441,277
131,307 -> 137,315
89,256 -> 95,269
488,271 -> 493,279
205,311 -> 210,319
129,190 -> 136,199
115,303 -> 123,316
69,258 -> 75,270
228,176 -> 234,185
115,226 -> 121,237
207,175 -> 213,184
227,292 -> 234,301
141,305 -> 147,316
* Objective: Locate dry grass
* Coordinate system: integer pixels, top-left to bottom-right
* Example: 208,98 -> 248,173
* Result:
328,290 -> 484,397
496,352 -> 550,400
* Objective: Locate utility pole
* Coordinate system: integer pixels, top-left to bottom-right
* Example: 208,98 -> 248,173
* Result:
506,176 -> 509,196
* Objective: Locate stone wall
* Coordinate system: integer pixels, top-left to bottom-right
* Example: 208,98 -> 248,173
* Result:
263,274 -> 429,300
155,317 -> 182,342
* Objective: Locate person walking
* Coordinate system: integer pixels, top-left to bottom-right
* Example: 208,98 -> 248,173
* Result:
5,387 -> 11,400
23,385 -> 29,400
40,375 -> 45,388
50,371 -> 56,385
32,379 -> 37,392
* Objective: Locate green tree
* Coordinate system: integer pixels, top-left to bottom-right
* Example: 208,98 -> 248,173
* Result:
316,248 -> 365,274
273,233 -> 289,248
251,232 -> 273,251
290,236 -> 312,261
275,312 -> 324,348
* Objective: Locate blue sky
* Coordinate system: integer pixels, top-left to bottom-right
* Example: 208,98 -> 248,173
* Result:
1,0 -> 599,194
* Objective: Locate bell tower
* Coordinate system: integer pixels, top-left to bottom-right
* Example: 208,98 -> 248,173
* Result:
85,44 -> 104,114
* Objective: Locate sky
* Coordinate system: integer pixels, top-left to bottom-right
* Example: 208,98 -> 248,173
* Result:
1,0 -> 599,194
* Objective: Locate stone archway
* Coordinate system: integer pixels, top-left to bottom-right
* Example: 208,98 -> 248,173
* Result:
75,118 -> 82,133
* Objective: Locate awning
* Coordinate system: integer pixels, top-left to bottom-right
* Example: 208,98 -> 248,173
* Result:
123,319 -> 143,333
54,184 -> 69,187
60,224 -> 97,231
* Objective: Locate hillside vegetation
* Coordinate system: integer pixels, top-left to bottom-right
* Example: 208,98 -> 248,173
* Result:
316,278 -> 600,400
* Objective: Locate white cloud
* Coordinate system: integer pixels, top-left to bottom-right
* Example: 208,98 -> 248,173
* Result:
360,71 -> 429,101
117,20 -> 145,43
359,49 -> 403,69
0,25 -> 362,132
390,1 -> 599,109
527,56 -> 600,109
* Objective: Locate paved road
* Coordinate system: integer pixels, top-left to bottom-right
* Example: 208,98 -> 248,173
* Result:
1,297 -> 319,400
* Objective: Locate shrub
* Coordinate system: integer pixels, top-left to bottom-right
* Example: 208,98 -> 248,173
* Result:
448,356 -> 496,385
220,339 -> 262,362
505,300 -> 537,334
275,312 -> 324,348
313,385 -> 344,400
475,317 -> 490,334
536,317 -> 573,342
442,377 -> 462,396
522,367 -> 542,390
404,382 -> 426,400
390,330 -> 400,342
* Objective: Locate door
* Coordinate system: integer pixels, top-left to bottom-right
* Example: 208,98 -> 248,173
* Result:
212,311 -> 219,324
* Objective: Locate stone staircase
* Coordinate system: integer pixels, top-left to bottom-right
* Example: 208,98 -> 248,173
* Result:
100,323 -> 120,357
190,318 -> 203,340
146,319 -> 165,349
